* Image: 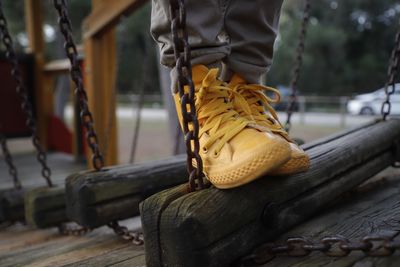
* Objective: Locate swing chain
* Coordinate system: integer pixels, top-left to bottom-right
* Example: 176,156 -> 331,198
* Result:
0,2 -> 53,187
0,133 -> 21,189
107,221 -> 144,246
285,0 -> 311,133
169,0 -> 205,191
240,235 -> 400,265
53,0 -> 104,171
381,29 -> 400,120
58,223 -> 92,236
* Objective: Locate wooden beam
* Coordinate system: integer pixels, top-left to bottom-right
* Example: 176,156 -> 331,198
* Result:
0,188 -> 26,223
24,186 -> 67,228
24,0 -> 53,150
83,0 -> 148,39
140,119 -> 400,267
65,155 -> 187,228
84,5 -> 118,166
63,122 -> 378,228
43,59 -> 71,75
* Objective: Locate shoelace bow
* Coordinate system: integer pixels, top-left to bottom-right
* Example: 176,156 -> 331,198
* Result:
231,83 -> 290,139
195,69 -> 249,155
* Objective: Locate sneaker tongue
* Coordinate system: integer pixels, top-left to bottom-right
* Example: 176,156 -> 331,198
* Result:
192,65 -> 213,84
229,74 -> 247,87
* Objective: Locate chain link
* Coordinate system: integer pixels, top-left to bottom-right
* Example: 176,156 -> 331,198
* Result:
169,0 -> 205,191
285,0 -> 311,133
0,1 -> 53,187
53,0 -> 104,171
242,235 -> 400,265
381,29 -> 400,120
58,223 -> 92,236
107,221 -> 144,246
0,133 -> 21,189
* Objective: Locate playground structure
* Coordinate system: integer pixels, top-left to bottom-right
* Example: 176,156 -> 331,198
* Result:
1,0 -> 400,266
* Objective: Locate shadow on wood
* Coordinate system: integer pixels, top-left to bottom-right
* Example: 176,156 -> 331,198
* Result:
140,119 -> 400,267
0,188 -> 26,223
24,186 -> 67,228
65,155 -> 188,228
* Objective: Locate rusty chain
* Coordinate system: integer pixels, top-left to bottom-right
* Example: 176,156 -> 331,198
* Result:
58,223 -> 92,236
53,0 -> 104,171
107,221 -> 144,246
52,0 -> 145,239
240,235 -> 400,265
0,0 -> 53,187
285,0 -> 311,133
169,0 -> 205,191
0,133 -> 21,189
381,29 -> 400,120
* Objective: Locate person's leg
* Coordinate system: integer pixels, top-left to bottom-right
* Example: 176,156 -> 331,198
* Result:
150,0 -> 292,189
221,0 -> 284,83
151,0 -> 230,90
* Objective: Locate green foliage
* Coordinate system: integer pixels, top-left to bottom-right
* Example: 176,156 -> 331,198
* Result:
116,3 -> 159,94
2,0 -> 399,96
268,0 -> 400,95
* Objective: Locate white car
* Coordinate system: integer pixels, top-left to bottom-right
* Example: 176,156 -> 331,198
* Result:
347,83 -> 400,115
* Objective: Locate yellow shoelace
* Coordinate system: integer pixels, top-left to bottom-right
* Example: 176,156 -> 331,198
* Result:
195,69 -> 250,155
231,83 -> 290,140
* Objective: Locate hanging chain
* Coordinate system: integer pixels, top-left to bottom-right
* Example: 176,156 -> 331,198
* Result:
58,223 -> 92,236
0,133 -> 21,189
169,0 -> 205,191
381,29 -> 400,120
0,1 -> 53,187
241,235 -> 400,265
285,0 -> 311,133
107,221 -> 144,246
53,0 -> 104,171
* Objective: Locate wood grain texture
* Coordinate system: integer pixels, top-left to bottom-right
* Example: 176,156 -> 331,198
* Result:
65,155 -> 187,228
141,119 -> 400,267
0,188 -> 26,223
24,186 -> 68,228
256,172 -> 400,267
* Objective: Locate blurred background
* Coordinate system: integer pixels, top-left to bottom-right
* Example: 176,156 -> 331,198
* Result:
1,0 -> 399,165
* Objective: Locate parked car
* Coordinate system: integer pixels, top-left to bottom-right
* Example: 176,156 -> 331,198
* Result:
347,83 -> 400,115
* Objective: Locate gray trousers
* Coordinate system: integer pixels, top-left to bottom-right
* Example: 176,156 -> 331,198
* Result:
151,0 -> 284,86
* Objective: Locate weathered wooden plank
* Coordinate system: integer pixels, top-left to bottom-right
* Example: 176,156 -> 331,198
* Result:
24,186 -> 67,228
140,119 -> 400,267
65,155 -> 187,228
0,188 -> 26,223
256,173 -> 400,267
82,0 -> 147,38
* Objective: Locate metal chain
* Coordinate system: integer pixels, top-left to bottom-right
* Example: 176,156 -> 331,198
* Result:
169,0 -> 205,191
0,133 -> 21,189
0,0 -> 53,187
53,0 -> 104,171
107,221 -> 144,246
241,235 -> 400,265
52,0 -> 146,241
58,223 -> 92,236
285,0 -> 311,133
381,29 -> 400,120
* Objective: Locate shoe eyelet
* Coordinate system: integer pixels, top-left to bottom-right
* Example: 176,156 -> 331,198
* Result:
213,151 -> 220,158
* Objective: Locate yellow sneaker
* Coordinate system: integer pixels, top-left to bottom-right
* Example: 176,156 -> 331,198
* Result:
173,65 -> 291,189
228,74 -> 310,175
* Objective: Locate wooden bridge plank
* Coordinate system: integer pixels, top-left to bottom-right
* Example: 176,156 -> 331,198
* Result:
65,155 -> 187,228
140,119 -> 400,266
257,172 -> 400,267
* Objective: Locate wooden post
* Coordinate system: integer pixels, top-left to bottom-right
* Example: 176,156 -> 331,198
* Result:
83,0 -> 118,167
24,0 -> 53,149
140,119 -> 400,266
